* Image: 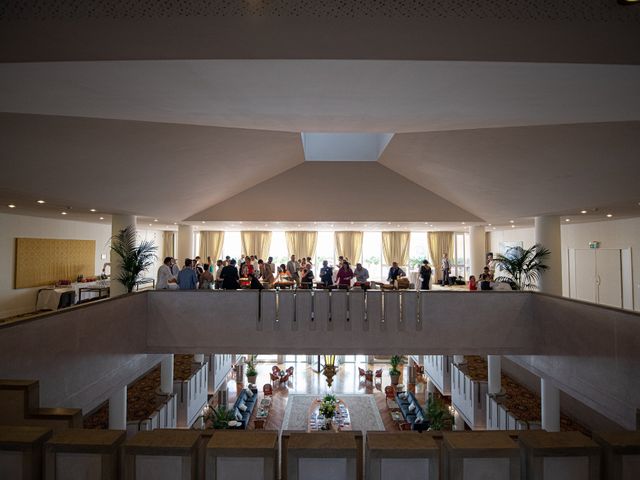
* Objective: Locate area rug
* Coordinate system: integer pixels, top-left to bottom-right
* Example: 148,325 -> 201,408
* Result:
281,394 -> 385,432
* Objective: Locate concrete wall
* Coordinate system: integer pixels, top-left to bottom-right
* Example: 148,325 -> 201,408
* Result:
0,213 -> 111,318
0,293 -> 165,414
488,217 -> 640,311
0,212 -> 166,319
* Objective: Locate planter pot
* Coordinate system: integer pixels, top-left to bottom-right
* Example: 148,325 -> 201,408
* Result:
390,373 -> 400,385
247,375 -> 257,384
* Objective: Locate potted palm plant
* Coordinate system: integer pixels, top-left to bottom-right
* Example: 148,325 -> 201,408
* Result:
109,226 -> 157,293
493,244 -> 550,290
424,396 -> 453,431
245,355 -> 258,384
389,355 -> 402,385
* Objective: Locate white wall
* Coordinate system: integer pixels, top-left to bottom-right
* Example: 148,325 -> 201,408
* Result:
0,213 -> 111,318
0,213 -> 167,319
488,217 -> 640,311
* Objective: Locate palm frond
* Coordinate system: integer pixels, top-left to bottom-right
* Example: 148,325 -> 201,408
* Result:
493,243 -> 551,290
110,226 -> 158,292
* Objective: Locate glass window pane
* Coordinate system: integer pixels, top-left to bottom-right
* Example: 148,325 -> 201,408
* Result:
222,231 -> 241,260
409,232 -> 427,273
362,232 -> 382,282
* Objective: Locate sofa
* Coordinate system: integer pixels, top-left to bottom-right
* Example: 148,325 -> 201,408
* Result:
395,390 -> 430,432
232,387 -> 259,429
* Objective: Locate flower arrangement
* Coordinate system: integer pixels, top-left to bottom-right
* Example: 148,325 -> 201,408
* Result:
319,395 -> 337,420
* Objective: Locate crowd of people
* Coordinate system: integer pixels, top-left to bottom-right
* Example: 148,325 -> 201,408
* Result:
156,253 -> 436,291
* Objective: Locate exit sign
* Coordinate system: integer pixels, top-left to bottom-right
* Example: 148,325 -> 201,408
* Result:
589,241 -> 600,249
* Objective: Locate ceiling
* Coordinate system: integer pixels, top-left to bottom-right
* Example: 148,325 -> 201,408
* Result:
1,58 -> 639,227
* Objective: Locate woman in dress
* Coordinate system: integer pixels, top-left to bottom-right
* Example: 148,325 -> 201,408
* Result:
419,260 -> 432,290
336,261 -> 354,289
199,264 -> 214,289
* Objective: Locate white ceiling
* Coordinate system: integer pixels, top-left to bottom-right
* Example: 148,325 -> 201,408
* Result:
1,60 -> 639,133
1,59 -> 639,225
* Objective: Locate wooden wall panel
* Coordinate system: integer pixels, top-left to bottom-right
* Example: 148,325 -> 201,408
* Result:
14,238 -> 96,288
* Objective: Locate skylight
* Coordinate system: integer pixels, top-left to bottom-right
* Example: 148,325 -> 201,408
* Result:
301,132 -> 394,162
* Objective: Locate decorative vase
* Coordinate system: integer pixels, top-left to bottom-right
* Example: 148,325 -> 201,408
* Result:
247,375 -> 257,384
323,365 -> 337,387
390,373 -> 400,385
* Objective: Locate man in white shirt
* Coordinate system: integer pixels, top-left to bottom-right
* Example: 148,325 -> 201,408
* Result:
215,259 -> 224,289
267,257 -> 276,277
156,257 -> 176,289
287,255 -> 300,285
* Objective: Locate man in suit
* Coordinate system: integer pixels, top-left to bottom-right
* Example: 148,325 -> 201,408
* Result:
221,259 -> 241,290
441,253 -> 451,286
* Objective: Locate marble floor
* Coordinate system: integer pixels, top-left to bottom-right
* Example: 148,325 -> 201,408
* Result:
220,360 -> 428,432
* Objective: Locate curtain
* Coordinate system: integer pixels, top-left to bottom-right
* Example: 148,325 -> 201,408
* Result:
162,231 -> 175,259
285,231 -> 318,259
241,231 -> 272,260
334,231 -> 363,264
199,231 -> 224,262
428,231 -> 454,281
382,231 -> 410,267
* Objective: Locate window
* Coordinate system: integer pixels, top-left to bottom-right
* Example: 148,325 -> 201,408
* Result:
452,232 -> 470,279
270,231 -> 288,268
315,231 -> 334,269
362,232 -> 382,282
409,232 -> 428,273
221,231 -> 241,260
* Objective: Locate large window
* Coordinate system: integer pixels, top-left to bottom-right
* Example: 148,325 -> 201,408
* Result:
409,232 -> 428,273
452,232 -> 470,279
221,231 -> 242,260
362,232 -> 383,282
270,231 -> 288,268
315,231 -> 334,269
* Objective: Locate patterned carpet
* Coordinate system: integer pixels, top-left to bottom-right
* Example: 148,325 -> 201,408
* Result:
281,394 -> 385,432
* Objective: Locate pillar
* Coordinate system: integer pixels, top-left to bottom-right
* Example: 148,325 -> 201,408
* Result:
469,225 -> 486,280
194,354 -> 205,364
453,355 -> 465,365
454,410 -> 465,431
110,214 -> 137,297
177,224 -> 195,266
541,378 -> 560,432
488,355 -> 502,395
108,386 -> 127,430
534,216 -> 562,295
160,354 -> 174,395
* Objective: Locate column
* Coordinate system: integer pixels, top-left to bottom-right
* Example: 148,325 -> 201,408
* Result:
534,216 -> 562,295
453,355 -> 465,365
469,225 -> 486,280
177,224 -> 195,266
108,386 -> 127,430
488,355 -> 502,395
110,214 -> 137,297
160,354 -> 174,395
541,378 -> 560,432
194,354 -> 205,364
454,410 -> 465,431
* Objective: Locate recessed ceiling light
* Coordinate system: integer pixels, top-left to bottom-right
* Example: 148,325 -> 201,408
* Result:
509,220 -> 514,224
424,222 -> 428,225
37,200 -> 45,204
580,210 -> 587,214
430,224 -> 433,227
511,224 -> 515,228
350,221 -> 354,225
606,214 -> 613,218
565,218 -> 570,222
201,221 -> 205,224
238,221 -> 243,224
364,224 -> 368,227
492,227 -> 496,230
330,224 -> 334,227
149,223 -> 152,227
90,208 -> 97,212
61,212 -> 67,215
387,222 -> 391,225
461,222 -> 465,225
297,224 -> 301,227
396,224 -> 400,227
8,204 -> 15,208
264,224 -> 268,227
154,218 -> 158,222
99,217 -> 104,220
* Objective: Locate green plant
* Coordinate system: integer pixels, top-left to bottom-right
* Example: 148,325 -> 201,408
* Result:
209,405 -> 236,429
493,244 -> 550,290
245,354 -> 258,377
424,396 -> 453,431
389,355 -> 402,376
109,226 -> 157,293
319,397 -> 337,419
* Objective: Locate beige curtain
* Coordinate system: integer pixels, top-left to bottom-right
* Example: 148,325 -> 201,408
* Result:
334,231 -> 363,264
285,231 -> 318,259
382,232 -> 410,267
428,231 -> 454,281
162,231 -> 175,259
199,231 -> 224,262
241,231 -> 272,260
